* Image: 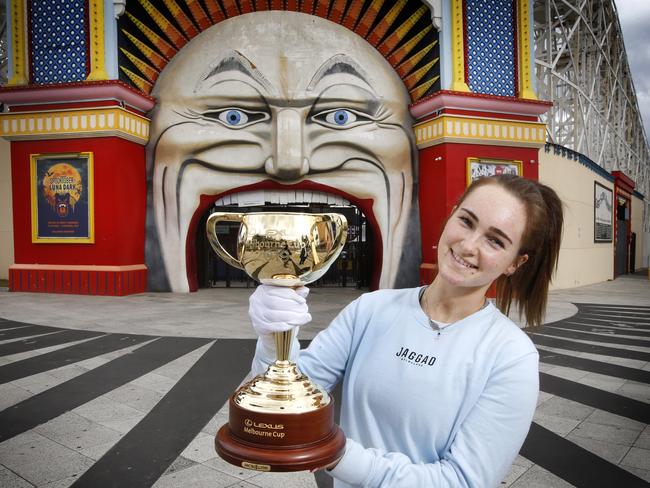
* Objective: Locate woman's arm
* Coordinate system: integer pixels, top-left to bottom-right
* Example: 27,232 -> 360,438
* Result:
328,351 -> 539,488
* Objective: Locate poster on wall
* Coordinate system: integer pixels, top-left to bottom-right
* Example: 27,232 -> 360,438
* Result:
594,181 -> 613,243
30,152 -> 94,243
466,158 -> 522,186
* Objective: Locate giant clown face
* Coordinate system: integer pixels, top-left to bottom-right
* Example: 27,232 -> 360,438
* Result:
147,11 -> 420,292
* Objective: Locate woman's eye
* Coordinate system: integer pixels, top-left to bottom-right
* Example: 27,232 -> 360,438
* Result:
219,109 -> 248,126
312,109 -> 370,129
489,237 -> 505,248
203,108 -> 269,128
459,216 -> 471,227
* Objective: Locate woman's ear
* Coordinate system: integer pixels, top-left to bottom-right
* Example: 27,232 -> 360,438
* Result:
505,254 -> 529,276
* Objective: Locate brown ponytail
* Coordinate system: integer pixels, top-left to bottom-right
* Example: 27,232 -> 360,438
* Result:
457,175 -> 564,327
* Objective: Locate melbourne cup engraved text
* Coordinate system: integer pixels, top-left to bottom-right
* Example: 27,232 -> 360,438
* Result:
243,419 -> 286,438
249,238 -> 304,251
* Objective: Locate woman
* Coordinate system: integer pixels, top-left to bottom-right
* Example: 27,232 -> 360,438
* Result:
249,174 -> 564,487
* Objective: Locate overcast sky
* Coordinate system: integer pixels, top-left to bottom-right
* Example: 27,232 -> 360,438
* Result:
615,0 -> 650,142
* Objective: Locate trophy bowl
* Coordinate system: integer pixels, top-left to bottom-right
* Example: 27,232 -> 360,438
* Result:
206,211 -> 348,472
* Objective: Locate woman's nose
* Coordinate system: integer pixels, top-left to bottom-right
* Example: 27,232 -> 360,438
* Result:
264,109 -> 309,180
458,233 -> 480,254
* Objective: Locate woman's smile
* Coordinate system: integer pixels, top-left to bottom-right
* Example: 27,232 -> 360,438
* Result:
450,249 -> 478,270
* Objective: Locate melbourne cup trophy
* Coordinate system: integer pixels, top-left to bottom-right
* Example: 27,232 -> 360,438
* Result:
206,212 -> 348,472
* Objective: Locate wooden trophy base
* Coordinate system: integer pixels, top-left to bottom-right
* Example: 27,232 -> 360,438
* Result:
215,395 -> 346,472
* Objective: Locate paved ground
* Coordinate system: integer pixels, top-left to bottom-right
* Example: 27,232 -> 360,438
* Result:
0,274 -> 648,488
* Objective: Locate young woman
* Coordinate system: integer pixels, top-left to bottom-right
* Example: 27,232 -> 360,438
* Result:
249,174 -> 564,487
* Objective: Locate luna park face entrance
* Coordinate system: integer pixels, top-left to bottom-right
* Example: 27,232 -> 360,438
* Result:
196,202 -> 374,289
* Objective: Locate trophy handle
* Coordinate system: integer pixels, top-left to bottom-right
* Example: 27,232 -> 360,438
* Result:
206,212 -> 247,270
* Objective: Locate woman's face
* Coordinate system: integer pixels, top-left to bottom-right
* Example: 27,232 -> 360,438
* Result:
437,184 -> 529,289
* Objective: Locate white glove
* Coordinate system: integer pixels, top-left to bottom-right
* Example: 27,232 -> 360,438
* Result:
249,284 -> 312,336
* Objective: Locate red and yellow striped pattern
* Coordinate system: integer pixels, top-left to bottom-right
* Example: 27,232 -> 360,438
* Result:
122,30 -> 168,70
204,0 -> 226,22
185,0 -> 211,30
354,0 -> 384,38
366,0 -> 407,46
341,0 -> 363,30
396,43 -> 436,78
300,0 -> 315,14
314,0 -> 331,17
121,0 -> 439,100
409,76 -> 438,101
120,48 -> 160,83
386,24 -> 432,67
328,0 -> 347,23
138,0 -> 187,49
121,66 -> 154,93
377,5 -> 427,56
162,0 -> 199,39
404,58 -> 436,90
126,12 -> 178,60
222,0 -> 241,17
239,0 -> 255,13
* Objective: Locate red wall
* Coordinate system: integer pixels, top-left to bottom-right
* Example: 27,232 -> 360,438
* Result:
419,142 -> 540,266
11,137 -> 146,266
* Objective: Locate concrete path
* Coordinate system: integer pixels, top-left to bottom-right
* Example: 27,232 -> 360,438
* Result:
0,274 -> 648,487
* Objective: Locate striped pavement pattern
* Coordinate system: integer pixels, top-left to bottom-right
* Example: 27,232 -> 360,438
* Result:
0,303 -> 648,487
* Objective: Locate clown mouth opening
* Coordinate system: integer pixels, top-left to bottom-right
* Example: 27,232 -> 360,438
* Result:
192,188 -> 381,290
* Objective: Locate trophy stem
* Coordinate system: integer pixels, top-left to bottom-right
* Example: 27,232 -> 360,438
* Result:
274,329 -> 293,362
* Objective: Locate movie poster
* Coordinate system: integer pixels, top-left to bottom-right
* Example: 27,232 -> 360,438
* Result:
30,153 -> 94,243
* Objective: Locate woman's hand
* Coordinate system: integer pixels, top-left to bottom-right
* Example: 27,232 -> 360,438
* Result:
248,284 -> 312,336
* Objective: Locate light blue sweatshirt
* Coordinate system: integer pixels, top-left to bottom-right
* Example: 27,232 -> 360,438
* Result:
252,287 -> 539,488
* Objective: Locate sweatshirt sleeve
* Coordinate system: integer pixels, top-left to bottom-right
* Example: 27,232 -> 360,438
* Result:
296,296 -> 361,392
328,350 -> 539,488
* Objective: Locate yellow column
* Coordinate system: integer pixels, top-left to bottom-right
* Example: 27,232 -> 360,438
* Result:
517,0 -> 537,99
450,0 -> 470,92
7,0 -> 28,86
87,0 -> 109,80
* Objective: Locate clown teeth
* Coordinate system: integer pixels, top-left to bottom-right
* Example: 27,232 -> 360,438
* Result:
213,189 -> 351,207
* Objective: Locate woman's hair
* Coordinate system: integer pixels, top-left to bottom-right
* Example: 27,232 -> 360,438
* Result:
456,174 -> 564,327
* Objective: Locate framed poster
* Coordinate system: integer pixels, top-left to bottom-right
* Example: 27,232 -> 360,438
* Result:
466,158 -> 522,186
30,152 -> 95,243
594,181 -> 613,243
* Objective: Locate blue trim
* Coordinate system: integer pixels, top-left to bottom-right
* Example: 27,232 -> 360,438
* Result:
633,190 -> 645,200
544,143 -> 614,183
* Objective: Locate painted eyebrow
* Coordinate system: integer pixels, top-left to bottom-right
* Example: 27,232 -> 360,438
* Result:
198,51 -> 275,94
306,54 -> 375,94
460,208 -> 513,245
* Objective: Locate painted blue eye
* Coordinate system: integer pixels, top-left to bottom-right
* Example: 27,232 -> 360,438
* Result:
325,110 -> 357,126
218,109 -> 248,126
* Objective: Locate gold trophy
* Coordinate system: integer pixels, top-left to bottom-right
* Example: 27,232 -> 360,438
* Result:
206,212 -> 348,472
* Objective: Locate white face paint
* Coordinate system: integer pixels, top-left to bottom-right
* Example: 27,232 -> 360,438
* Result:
148,11 -> 417,292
